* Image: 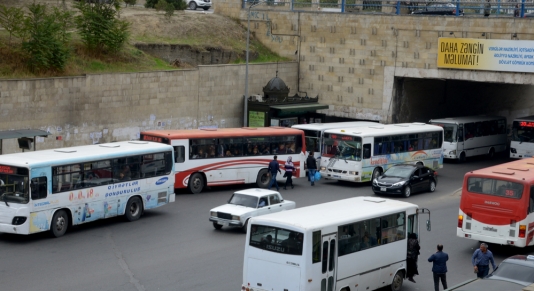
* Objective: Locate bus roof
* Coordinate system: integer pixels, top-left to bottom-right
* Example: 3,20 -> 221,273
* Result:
513,115 -> 534,122
0,141 -> 172,168
141,127 -> 304,139
466,158 -> 534,183
291,121 -> 380,131
323,123 -> 442,137
429,115 -> 506,124
250,196 -> 418,231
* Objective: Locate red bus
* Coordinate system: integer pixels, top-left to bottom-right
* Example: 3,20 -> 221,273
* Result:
457,158 -> 534,247
140,127 -> 306,193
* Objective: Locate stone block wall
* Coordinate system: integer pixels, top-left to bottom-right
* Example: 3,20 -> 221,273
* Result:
0,62 -> 297,154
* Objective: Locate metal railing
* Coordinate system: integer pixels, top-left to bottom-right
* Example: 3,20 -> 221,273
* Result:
242,0 -> 534,16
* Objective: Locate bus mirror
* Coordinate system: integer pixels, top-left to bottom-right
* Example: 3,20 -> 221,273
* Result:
426,220 -> 431,231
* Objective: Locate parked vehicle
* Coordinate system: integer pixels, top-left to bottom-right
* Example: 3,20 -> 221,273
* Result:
186,0 -> 211,10
445,255 -> 534,291
372,164 -> 438,198
411,3 -> 464,16
209,188 -> 295,232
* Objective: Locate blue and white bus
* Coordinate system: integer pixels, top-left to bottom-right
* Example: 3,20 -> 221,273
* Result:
0,141 -> 175,237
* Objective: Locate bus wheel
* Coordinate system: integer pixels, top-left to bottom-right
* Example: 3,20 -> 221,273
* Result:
213,222 -> 223,230
125,197 -> 143,222
372,168 -> 383,180
459,152 -> 466,163
403,186 -> 411,198
390,270 -> 404,291
51,210 -> 69,238
256,169 -> 270,188
188,173 -> 204,194
488,148 -> 495,159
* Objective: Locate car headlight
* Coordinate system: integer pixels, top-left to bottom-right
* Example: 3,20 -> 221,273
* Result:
320,166 -> 326,171
210,211 -> 217,217
232,215 -> 240,221
349,171 -> 358,175
372,179 -> 377,185
449,150 -> 456,155
392,181 -> 406,187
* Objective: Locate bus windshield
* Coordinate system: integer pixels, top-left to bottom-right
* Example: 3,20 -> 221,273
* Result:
431,123 -> 457,143
512,121 -> 534,143
0,166 -> 29,204
228,193 -> 258,208
467,177 -> 523,199
323,134 -> 363,161
303,130 -> 320,153
249,224 -> 304,255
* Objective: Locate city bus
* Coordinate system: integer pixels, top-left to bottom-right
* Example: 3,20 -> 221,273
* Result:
429,115 -> 507,162
241,196 -> 431,291
0,141 -> 175,238
140,127 -> 306,193
457,158 -> 534,247
510,115 -> 534,159
292,121 -> 380,160
319,123 -> 443,183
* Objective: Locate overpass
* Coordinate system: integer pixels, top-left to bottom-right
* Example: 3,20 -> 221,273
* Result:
215,0 -> 534,124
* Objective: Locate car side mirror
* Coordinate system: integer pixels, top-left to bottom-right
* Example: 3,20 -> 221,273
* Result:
412,176 -> 418,180
426,220 -> 431,231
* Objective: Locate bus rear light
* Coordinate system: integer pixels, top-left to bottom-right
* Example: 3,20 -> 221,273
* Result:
458,215 -> 463,228
507,240 -> 515,245
465,234 -> 472,238
519,225 -> 527,238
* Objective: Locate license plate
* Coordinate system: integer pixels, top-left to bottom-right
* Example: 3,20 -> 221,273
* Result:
380,187 -> 386,192
218,221 -> 229,226
333,175 -> 340,178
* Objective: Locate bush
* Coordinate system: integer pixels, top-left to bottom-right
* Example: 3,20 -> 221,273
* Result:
145,0 -> 186,10
124,0 -> 137,6
0,5 -> 24,46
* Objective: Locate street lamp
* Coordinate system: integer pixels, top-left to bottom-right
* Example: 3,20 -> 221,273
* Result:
244,0 -> 266,127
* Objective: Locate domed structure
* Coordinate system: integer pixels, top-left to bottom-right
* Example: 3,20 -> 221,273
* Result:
263,74 -> 290,101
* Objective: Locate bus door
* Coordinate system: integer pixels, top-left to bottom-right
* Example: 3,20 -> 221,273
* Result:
456,124 -> 465,157
321,233 -> 337,291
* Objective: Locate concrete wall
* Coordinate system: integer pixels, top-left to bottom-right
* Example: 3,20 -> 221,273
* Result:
0,62 -> 298,154
214,1 -> 534,123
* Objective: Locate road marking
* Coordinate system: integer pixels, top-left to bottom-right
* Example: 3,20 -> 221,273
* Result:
451,187 -> 462,196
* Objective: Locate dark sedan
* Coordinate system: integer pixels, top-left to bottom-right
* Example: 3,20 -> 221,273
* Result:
372,164 -> 437,198
411,3 -> 464,16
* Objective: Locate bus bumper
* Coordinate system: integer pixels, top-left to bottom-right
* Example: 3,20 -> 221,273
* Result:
321,171 -> 362,182
457,228 -> 525,247
0,222 -> 29,235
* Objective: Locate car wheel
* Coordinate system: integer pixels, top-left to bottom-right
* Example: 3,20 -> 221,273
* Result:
403,186 -> 411,198
213,222 -> 223,230
125,197 -> 143,221
189,2 -> 197,10
372,168 -> 382,180
256,169 -> 270,188
51,210 -> 69,238
390,270 -> 404,291
429,180 -> 436,192
188,173 -> 204,194
202,7 -> 210,10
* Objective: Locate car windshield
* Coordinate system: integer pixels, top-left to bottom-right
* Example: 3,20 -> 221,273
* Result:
0,166 -> 30,204
383,166 -> 414,179
490,262 -> 534,283
228,193 -> 258,208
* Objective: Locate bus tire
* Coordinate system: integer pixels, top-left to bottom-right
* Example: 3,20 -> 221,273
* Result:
256,169 -> 270,188
213,222 -> 223,230
125,196 -> 143,222
188,173 -> 204,194
390,270 -> 404,291
403,186 -> 411,198
429,180 -> 436,192
242,218 -> 250,233
459,152 -> 466,163
488,148 -> 495,159
372,168 -> 383,180
51,210 -> 69,238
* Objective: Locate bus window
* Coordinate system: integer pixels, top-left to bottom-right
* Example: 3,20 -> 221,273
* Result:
465,123 -> 475,139
312,231 -> 321,263
30,177 -> 47,200
174,146 -> 185,163
467,177 -> 523,199
363,144 -> 371,159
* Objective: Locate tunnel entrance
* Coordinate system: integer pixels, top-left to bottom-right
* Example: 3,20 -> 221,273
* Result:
391,77 -> 534,125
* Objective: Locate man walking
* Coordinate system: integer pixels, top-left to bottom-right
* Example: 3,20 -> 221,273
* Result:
306,151 -> 318,186
428,244 -> 449,291
267,155 -> 282,191
472,243 -> 496,278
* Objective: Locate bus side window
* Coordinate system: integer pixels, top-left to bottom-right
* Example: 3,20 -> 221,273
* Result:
312,231 -> 321,264
363,144 -> 371,159
31,177 -> 47,200
457,128 -> 464,142
174,146 -> 185,163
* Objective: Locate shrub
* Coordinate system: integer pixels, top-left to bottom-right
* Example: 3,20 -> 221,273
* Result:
0,5 -> 24,45
124,0 -> 137,7
145,0 -> 186,10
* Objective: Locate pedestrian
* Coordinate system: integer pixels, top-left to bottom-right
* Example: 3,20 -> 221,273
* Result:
407,233 -> 420,283
428,244 -> 448,291
483,0 -> 491,17
283,156 -> 294,190
306,151 -> 318,186
267,155 -> 282,191
472,242 -> 496,278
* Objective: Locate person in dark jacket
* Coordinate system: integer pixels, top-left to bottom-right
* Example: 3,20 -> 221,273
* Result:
267,155 -> 281,191
283,156 -> 294,190
407,233 -> 420,283
306,151 -> 318,186
428,244 -> 449,291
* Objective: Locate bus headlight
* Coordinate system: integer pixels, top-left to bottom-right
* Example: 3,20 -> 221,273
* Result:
320,166 -> 326,171
449,150 -> 456,155
12,216 -> 27,225
210,211 -> 217,217
392,181 -> 406,187
232,215 -> 240,221
511,148 -> 517,153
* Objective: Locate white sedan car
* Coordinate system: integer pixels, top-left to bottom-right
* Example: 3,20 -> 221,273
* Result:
209,188 -> 296,232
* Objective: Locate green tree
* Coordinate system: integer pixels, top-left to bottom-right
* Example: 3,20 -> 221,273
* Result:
74,0 -> 130,54
22,3 -> 70,72
146,0 -> 186,10
124,0 -> 137,7
0,5 -> 24,45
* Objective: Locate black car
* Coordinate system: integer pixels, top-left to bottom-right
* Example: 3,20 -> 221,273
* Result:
372,164 -> 437,198
411,3 -> 464,16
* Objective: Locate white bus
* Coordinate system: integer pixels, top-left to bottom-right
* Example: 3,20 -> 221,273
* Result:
242,196 -> 431,291
0,141 -> 175,237
510,115 -> 534,159
429,115 -> 507,162
319,123 -> 443,183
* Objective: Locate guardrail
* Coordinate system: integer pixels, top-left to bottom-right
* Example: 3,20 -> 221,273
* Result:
242,0 -> 534,17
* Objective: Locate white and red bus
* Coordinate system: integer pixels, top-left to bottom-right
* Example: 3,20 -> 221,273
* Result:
457,158 -> 534,247
140,127 -> 306,193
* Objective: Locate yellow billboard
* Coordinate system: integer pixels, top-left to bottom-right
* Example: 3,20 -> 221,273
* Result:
437,38 -> 534,73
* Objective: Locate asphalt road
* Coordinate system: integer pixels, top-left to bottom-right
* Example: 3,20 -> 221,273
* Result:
0,154 -> 531,291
